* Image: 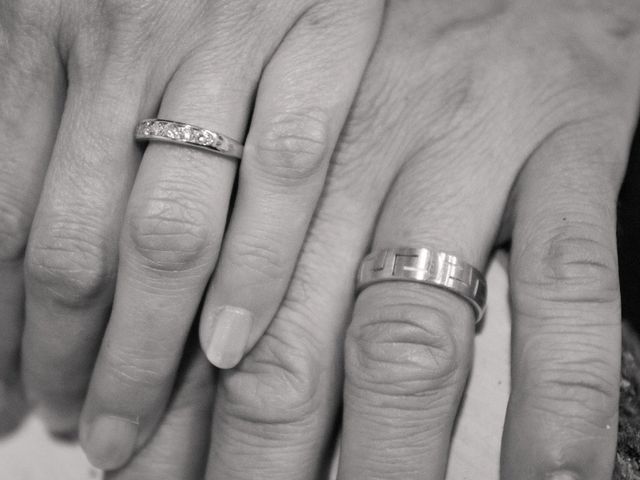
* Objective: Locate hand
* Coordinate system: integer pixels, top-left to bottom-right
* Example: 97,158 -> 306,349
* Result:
110,0 -> 640,478
0,0 -> 383,468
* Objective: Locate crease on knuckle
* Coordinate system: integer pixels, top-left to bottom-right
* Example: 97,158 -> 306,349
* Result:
345,303 -> 460,401
227,231 -> 289,282
26,221 -> 113,306
127,193 -> 215,270
251,109 -> 330,184
513,222 -> 619,313
219,330 -> 323,430
0,200 -> 31,263
517,359 -> 619,430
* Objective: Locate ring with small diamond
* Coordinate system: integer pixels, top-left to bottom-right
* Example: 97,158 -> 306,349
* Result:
135,119 -> 244,159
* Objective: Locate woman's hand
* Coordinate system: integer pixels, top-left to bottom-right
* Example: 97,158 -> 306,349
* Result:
110,0 -> 640,478
0,0 -> 383,468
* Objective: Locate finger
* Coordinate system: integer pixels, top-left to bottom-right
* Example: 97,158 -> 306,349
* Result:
0,6 -> 64,432
22,54 -> 155,434
80,3 -> 366,467
199,0 -> 383,369
501,122 -> 629,479
77,28 -> 276,468
106,339 -> 213,480
201,47 -> 425,475
337,155 -> 513,480
204,144 -> 386,480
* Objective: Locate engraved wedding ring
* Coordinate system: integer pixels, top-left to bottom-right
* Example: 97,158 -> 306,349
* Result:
135,119 -> 244,159
357,247 -> 487,323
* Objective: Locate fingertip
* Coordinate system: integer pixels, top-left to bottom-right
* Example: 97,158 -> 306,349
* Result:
0,380 -> 27,436
200,305 -> 253,369
82,415 -> 139,471
36,404 -> 79,439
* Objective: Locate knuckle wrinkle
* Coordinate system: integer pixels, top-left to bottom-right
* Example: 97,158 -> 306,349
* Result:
127,195 -> 214,270
253,109 -> 330,183
514,223 -> 619,308
26,222 -> 113,306
345,303 -> 461,399
220,332 -> 323,427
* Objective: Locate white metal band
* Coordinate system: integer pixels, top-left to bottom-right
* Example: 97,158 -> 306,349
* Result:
357,247 -> 487,323
135,119 -> 243,159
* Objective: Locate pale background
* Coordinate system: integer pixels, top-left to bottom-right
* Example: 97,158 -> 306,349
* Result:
0,254 -> 511,480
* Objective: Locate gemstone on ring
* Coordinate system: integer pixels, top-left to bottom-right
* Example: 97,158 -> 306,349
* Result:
134,119 -> 243,159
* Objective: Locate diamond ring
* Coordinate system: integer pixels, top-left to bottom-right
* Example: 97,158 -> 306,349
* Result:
135,119 -> 243,159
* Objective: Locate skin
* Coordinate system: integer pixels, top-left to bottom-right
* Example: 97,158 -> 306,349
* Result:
1,0 -> 640,479
108,0 -> 638,479
0,0 -> 383,469
0,0 -> 383,468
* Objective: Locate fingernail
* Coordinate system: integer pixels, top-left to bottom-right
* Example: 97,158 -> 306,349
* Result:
37,405 -> 78,438
83,415 -> 138,470
204,306 -> 253,369
0,380 -> 25,434
51,429 -> 78,443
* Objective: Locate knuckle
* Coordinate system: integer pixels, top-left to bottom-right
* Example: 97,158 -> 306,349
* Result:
126,192 -> 216,271
516,342 -> 619,429
0,201 -> 31,263
345,302 -> 461,399
513,222 -> 619,311
25,221 -> 113,306
251,109 -> 330,183
219,330 -> 324,428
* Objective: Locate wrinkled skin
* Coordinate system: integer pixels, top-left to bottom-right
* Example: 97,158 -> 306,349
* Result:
111,1 -> 640,479
0,0 -> 383,469
3,0 -> 640,479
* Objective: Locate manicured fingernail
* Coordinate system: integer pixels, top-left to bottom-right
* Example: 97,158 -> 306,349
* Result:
37,405 -> 77,438
83,415 -> 138,470
205,306 -> 253,369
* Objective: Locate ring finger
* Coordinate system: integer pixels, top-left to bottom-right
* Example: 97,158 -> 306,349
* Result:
337,154 -> 513,479
77,52 -> 254,470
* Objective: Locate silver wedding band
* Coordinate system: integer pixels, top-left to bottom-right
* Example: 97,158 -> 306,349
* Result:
357,247 -> 487,323
135,119 -> 243,159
